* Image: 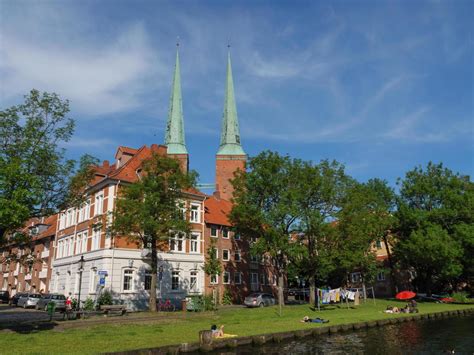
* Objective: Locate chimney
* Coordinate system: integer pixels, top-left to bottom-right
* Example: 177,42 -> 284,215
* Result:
103,160 -> 109,168
213,190 -> 221,200
151,144 -> 159,151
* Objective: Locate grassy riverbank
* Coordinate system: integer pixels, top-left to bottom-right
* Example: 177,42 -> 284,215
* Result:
1,300 -> 473,354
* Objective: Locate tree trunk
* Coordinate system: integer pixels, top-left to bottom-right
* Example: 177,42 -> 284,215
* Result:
278,275 -> 284,316
149,240 -> 158,312
309,276 -> 316,307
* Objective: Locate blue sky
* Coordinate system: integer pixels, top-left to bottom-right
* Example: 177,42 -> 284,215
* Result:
1,0 -> 473,189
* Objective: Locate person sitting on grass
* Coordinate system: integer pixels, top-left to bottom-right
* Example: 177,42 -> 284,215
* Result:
384,306 -> 400,314
300,316 -> 329,323
211,324 -> 224,338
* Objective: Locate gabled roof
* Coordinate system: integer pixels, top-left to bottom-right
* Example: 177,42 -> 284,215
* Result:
115,146 -> 138,158
205,195 -> 233,226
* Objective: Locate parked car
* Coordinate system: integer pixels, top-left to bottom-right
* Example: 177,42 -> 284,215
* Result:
0,290 -> 10,304
9,292 -> 28,306
36,294 -> 66,311
17,294 -> 42,308
244,293 -> 276,308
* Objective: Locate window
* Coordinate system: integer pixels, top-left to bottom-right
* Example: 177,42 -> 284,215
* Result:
210,274 -> 218,284
123,269 -> 134,291
190,271 -> 198,291
223,271 -> 230,284
234,233 -> 241,241
234,250 -> 241,262
210,226 -> 218,238
144,271 -> 152,290
91,230 -> 101,251
250,255 -> 258,263
260,273 -> 266,286
377,271 -> 386,281
84,199 -> 91,220
376,240 -> 382,250
351,272 -> 362,283
190,204 -> 200,223
171,271 -> 180,290
251,273 -> 258,285
95,193 -> 104,216
59,213 -> 66,230
81,232 -> 88,253
78,205 -> 84,223
90,270 -> 98,293
190,233 -> 200,253
170,234 -> 184,252
222,249 -> 230,261
222,228 -> 229,239
234,272 -> 242,285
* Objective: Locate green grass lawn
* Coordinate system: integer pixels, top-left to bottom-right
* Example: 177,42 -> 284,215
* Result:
1,300 -> 473,354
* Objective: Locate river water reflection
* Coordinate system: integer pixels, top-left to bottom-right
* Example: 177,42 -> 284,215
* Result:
209,315 -> 474,354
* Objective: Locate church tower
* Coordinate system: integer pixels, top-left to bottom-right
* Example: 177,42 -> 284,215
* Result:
164,46 -> 189,172
215,51 -> 247,200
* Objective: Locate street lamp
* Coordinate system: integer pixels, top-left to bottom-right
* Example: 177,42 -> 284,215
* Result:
77,255 -> 85,310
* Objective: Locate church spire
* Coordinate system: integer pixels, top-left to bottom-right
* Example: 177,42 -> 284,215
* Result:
165,44 -> 187,154
217,50 -> 246,156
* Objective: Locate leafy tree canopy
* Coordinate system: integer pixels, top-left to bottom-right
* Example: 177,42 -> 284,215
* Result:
0,89 -> 98,245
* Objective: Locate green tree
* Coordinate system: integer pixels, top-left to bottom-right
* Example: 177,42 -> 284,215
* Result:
395,162 -> 472,295
337,179 -> 397,295
202,239 -> 222,307
0,89 -> 97,245
112,153 -> 196,311
292,159 -> 352,305
230,151 -> 301,312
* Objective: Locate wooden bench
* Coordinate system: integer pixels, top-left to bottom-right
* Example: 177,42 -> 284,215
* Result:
100,305 -> 127,316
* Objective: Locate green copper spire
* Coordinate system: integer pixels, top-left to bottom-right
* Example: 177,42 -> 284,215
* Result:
217,51 -> 246,156
165,46 -> 187,154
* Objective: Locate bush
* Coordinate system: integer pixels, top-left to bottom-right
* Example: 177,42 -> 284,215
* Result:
189,295 -> 216,312
83,297 -> 95,311
222,289 -> 233,305
452,292 -> 473,303
97,290 -> 113,307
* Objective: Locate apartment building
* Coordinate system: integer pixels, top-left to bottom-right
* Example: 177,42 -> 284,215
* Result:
0,215 -> 56,296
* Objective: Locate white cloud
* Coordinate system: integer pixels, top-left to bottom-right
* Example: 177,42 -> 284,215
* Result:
1,4 -> 164,116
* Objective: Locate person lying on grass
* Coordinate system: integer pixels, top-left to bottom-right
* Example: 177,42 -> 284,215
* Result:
211,324 -> 224,338
300,316 -> 329,323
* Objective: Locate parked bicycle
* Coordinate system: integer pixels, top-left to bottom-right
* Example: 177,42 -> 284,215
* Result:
157,298 -> 175,312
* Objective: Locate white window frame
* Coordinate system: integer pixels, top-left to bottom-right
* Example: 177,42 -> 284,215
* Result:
84,199 -> 91,220
377,271 -> 386,281
251,273 -> 258,285
222,249 -> 230,261
234,233 -> 241,240
91,229 -> 101,251
234,250 -> 241,262
190,233 -> 200,253
122,268 -> 134,292
190,204 -> 200,223
222,228 -> 229,239
210,274 -> 218,284
144,270 -> 152,291
89,269 -> 98,293
171,270 -> 180,291
95,193 -> 104,216
170,233 -> 185,253
210,226 -> 218,238
260,273 -> 266,286
190,271 -> 198,291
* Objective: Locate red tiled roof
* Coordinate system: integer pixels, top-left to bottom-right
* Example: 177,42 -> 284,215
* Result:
115,146 -> 138,158
205,195 -> 233,226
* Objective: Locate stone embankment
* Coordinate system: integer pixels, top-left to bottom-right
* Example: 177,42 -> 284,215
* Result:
109,308 -> 474,354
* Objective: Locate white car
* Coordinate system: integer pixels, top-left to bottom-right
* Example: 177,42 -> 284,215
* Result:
17,294 -> 42,309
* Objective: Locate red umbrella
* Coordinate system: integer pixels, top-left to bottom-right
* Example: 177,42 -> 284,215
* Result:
396,291 -> 416,300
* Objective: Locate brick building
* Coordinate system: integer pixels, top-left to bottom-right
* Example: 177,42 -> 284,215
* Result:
0,215 -> 56,296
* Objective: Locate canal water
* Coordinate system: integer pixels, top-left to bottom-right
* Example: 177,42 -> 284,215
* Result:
208,315 -> 474,354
